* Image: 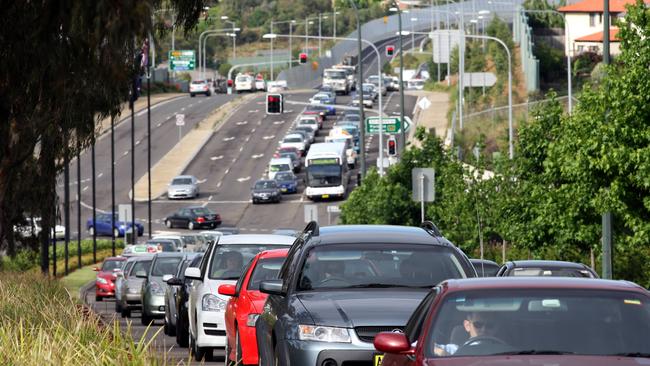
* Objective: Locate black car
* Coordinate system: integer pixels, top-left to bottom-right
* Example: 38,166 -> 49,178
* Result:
496,260 -> 599,278
164,206 -> 221,230
470,258 -> 500,277
251,179 -> 282,204
255,222 -> 476,366
166,253 -> 203,347
304,104 -> 329,119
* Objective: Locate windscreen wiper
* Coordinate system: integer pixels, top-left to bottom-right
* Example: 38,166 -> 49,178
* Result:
343,283 -> 423,289
494,350 -> 575,355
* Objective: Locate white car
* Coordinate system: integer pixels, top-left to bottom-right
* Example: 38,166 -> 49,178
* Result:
279,133 -> 307,156
309,93 -> 330,104
189,80 -> 211,97
267,157 -> 293,180
296,116 -> 320,134
234,74 -> 255,93
266,80 -> 288,93
255,78 -> 266,91
167,175 -> 199,199
14,217 -> 65,240
184,234 -> 294,362
151,234 -> 184,252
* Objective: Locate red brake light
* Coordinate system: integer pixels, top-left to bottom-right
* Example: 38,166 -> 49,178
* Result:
197,217 -> 206,223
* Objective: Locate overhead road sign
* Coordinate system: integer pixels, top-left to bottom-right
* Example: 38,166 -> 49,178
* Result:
462,72 -> 497,87
169,50 -> 196,71
431,30 -> 460,64
365,116 -> 412,134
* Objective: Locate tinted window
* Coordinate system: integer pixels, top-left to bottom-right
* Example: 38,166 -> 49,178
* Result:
151,257 -> 182,277
269,164 -> 290,173
274,172 -> 295,181
284,137 -> 302,143
147,240 -> 176,252
509,267 -> 596,278
190,207 -> 213,216
101,260 -> 123,272
297,244 -> 467,290
209,244 -> 289,280
171,178 -> 193,185
248,257 -> 285,290
427,289 -> 650,357
255,181 -> 278,189
131,260 -> 152,275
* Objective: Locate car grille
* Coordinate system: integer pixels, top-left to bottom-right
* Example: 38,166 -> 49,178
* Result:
204,329 -> 226,336
354,326 -> 403,343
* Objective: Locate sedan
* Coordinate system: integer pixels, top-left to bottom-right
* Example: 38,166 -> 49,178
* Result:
166,253 -> 204,347
292,125 -> 316,143
163,253 -> 200,336
375,277 -> 650,365
164,206 -> 221,230
189,80 -> 211,97
137,252 -> 187,325
496,260 -> 598,278
251,180 -> 282,204
220,249 -> 289,366
87,212 -> 144,238
94,256 -> 127,302
274,171 -> 300,194
167,175 -> 199,199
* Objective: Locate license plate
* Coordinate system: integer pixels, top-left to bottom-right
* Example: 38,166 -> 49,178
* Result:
374,354 -> 384,366
281,188 -> 287,192
322,194 -> 329,199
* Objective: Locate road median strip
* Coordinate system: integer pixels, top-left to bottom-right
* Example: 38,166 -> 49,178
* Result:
133,93 -> 259,201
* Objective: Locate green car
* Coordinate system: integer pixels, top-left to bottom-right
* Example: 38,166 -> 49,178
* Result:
137,252 -> 189,325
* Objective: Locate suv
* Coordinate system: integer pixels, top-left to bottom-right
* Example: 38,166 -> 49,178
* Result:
255,222 -> 476,366
189,80 -> 212,97
183,234 -> 295,361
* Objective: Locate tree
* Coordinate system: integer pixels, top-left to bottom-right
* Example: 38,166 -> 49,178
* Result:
0,0 -> 204,272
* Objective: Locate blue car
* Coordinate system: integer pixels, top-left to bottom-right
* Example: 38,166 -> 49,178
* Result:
273,171 -> 300,194
87,212 -> 144,238
309,93 -> 337,115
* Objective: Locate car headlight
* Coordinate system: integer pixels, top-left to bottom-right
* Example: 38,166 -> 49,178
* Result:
247,314 -> 260,327
298,325 -> 351,343
202,294 -> 227,312
96,277 -> 108,285
150,281 -> 165,295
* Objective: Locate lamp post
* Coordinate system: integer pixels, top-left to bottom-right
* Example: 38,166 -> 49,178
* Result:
221,16 -> 237,61
333,10 -> 340,38
410,17 -> 418,52
389,5 -> 406,153
198,28 -> 236,79
349,0 -> 367,178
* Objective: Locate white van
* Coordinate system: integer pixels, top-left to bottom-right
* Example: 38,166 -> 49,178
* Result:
235,74 -> 255,93
268,158 -> 293,180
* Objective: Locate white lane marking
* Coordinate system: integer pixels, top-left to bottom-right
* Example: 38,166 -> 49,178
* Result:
217,181 -> 222,188
80,201 -> 108,213
237,176 -> 251,182
252,154 -> 264,159
201,201 -> 209,207
239,146 -> 244,152
157,122 -> 162,127
273,120 -> 285,125
263,135 -> 275,140
285,110 -> 294,113
188,104 -> 194,108
181,107 -> 186,111
123,151 -> 129,156
257,102 -> 265,105
223,137 -> 235,141
82,186 -> 89,192
197,178 -> 207,184
236,121 -> 248,125
208,195 -> 213,201
210,155 -> 224,161
251,128 -> 256,133
136,140 -> 141,145
258,121 -> 262,125
224,168 -> 230,174
245,136 -> 250,142
97,173 -> 103,178
231,158 -> 236,162
248,109 -> 259,113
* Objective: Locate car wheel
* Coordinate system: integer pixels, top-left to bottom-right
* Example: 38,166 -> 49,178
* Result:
95,295 -> 102,302
165,220 -> 172,229
190,93 -> 195,97
191,333 -> 209,362
141,311 -> 153,326
176,311 -> 189,347
273,341 -> 283,366
188,221 -> 195,230
115,299 -> 122,313
88,226 -> 95,237
121,306 -> 130,318
113,228 -> 120,238
164,320 -> 171,336
225,331 -> 234,366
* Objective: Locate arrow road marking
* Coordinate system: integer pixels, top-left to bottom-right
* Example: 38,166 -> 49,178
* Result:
223,137 -> 235,141
197,178 -> 207,184
263,135 -> 275,140
210,155 -> 224,161
249,109 -> 259,113
252,154 -> 264,159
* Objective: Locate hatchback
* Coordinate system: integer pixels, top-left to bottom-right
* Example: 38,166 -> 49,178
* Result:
94,256 -> 127,302
136,252 -> 189,325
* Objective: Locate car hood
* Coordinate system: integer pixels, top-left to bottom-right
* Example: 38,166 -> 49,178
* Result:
169,184 -> 194,191
424,355 -> 650,366
295,289 -> 426,327
253,188 -> 279,194
276,180 -> 297,186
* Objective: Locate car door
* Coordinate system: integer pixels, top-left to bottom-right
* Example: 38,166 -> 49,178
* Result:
96,213 -> 111,235
174,209 -> 188,227
189,243 -> 213,340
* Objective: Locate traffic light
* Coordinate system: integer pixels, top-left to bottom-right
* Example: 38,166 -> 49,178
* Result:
387,137 -> 397,156
266,93 -> 283,114
386,45 -> 395,57
299,53 -> 308,64
227,79 -> 233,87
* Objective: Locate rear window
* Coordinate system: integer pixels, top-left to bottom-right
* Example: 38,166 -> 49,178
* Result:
270,164 -> 291,172
101,260 -> 124,272
151,257 -> 182,276
300,119 -> 316,125
130,260 -> 152,275
284,137 -> 302,143
171,178 -> 192,185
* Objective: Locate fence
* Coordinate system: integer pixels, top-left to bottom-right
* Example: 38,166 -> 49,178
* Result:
513,6 -> 540,92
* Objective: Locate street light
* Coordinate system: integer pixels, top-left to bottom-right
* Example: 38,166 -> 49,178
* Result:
389,5 -> 406,153
410,17 -> 418,52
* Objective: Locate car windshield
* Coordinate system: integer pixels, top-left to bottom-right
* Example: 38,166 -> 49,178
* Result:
297,244 -> 467,291
130,260 -> 152,276
269,164 -> 290,172
101,260 -> 123,272
324,70 -> 346,79
255,181 -> 278,189
248,257 -> 286,290
151,257 -> 182,277
509,267 -> 596,278
275,172 -> 295,181
426,289 -> 650,357
209,244 -> 288,280
171,178 -> 193,185
284,137 -> 302,143
307,164 -> 342,187
279,153 -> 297,161
300,119 -> 316,125
191,81 -> 205,85
147,240 -> 176,252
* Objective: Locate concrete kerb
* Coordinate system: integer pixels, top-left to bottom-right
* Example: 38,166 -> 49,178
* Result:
133,93 -> 259,202
80,280 -> 95,305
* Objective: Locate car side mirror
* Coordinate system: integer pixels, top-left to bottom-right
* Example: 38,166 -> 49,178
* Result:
259,279 -> 285,296
184,267 -> 202,281
135,270 -> 147,279
166,277 -> 183,286
162,274 -> 173,283
218,284 -> 237,297
373,332 -> 415,355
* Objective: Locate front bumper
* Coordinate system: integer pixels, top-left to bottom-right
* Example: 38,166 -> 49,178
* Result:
306,186 -> 345,200
252,194 -> 280,202
143,293 -> 166,317
124,292 -> 142,308
196,310 -> 227,348
279,185 -> 298,194
280,335 -> 377,366
168,191 -> 194,199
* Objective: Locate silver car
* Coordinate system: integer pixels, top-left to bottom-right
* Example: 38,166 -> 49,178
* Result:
167,175 -> 199,199
115,255 -> 153,318
138,252 -> 190,325
163,253 -> 201,336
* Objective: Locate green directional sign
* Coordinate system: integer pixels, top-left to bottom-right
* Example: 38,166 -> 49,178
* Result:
169,50 -> 195,71
365,116 -> 412,134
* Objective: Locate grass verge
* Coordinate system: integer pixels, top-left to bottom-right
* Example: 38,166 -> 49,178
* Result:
60,264 -> 98,300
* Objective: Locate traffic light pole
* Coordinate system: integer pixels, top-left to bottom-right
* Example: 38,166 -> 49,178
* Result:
350,0 -> 366,179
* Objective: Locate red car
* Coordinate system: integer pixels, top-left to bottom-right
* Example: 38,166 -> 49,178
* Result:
375,277 -> 650,366
94,256 -> 126,302
273,146 -> 301,159
219,249 -> 289,366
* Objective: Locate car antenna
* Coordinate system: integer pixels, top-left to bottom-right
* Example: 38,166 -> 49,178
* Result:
420,221 -> 442,237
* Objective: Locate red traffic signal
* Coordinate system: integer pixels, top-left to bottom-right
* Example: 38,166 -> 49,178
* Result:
386,45 -> 395,57
227,79 -> 233,87
266,93 -> 283,114
299,53 -> 308,64
387,137 -> 397,156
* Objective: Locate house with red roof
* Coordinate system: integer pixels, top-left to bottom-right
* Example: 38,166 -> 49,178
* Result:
557,0 -> 641,56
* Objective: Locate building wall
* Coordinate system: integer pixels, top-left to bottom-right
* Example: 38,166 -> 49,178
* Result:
564,12 -> 620,56
574,41 -> 621,55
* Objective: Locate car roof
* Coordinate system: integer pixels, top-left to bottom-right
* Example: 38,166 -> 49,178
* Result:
255,179 -> 275,184
258,248 -> 290,259
153,234 -> 181,239
284,133 -> 303,139
153,252 -> 187,258
217,234 -> 295,245
470,258 -> 499,266
441,277 -> 647,293
125,255 -> 154,262
104,256 -> 126,261
506,260 -> 589,269
270,158 -> 292,164
173,175 -> 195,179
308,225 -> 454,246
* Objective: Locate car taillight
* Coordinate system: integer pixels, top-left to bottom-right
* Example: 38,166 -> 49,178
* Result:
216,214 -> 221,220
197,217 -> 206,223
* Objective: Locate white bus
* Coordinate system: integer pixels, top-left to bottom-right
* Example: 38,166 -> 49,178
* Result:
304,142 -> 348,200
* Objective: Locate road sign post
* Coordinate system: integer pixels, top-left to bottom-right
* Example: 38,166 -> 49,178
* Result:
365,116 -> 412,135
175,114 -> 185,143
304,205 -> 318,223
169,50 -> 196,71
118,204 -> 133,243
411,168 -> 436,223
327,205 -> 340,225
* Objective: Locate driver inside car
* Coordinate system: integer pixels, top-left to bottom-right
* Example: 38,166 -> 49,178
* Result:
319,260 -> 345,282
434,312 -> 501,356
214,251 -> 244,278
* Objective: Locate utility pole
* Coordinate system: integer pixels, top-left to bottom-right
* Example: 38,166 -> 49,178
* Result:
398,6 -> 406,153
601,0 -> 612,279
350,0 -> 366,179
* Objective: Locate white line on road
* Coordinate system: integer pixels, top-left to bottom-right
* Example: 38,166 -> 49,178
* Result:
251,128 -> 256,133
208,195 -> 213,201
135,140 -> 141,145
80,201 -> 108,213
123,151 -> 129,156
223,137 -> 235,141
248,110 -> 259,113
262,135 -> 275,140
210,155 -> 224,161
252,154 -> 264,159
239,146 -> 244,152
82,186 -> 89,192
181,107 -> 186,111
224,168 -> 230,174
157,122 -> 162,127
97,173 -> 103,178
197,178 -> 207,184
217,181 -> 222,188
236,121 -> 248,125
273,120 -> 285,125
237,176 -> 251,182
